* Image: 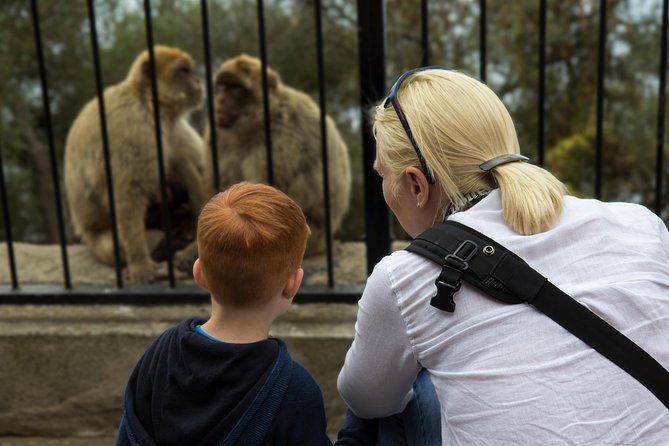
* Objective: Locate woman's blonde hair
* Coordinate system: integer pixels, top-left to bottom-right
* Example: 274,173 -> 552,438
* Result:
373,69 -> 566,235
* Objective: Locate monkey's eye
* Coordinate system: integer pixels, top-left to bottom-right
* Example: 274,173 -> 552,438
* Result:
217,83 -> 242,94
178,66 -> 191,75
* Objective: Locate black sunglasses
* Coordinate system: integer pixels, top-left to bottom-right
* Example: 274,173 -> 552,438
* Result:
383,66 -> 453,184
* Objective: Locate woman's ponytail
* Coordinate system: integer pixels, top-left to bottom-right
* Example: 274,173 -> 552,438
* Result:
492,162 -> 566,235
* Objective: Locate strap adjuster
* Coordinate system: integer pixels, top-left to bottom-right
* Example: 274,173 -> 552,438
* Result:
431,240 -> 479,312
447,239 -> 479,267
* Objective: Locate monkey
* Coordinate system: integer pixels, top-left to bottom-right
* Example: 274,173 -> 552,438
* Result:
145,181 -> 198,262
206,54 -> 352,257
64,45 -> 209,283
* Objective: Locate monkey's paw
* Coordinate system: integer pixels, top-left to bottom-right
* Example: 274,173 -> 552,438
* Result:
124,260 -> 188,283
174,243 -> 198,274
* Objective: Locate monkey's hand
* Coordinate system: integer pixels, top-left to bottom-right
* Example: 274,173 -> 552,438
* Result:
174,241 -> 198,275
125,259 -> 188,283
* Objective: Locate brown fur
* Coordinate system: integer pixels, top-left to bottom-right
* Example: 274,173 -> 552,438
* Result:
64,45 -> 209,283
206,54 -> 352,257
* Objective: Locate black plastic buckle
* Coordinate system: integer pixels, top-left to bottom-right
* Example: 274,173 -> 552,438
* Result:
431,240 -> 479,312
431,281 -> 460,312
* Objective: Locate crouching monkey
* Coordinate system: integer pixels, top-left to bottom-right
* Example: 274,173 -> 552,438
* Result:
64,45 -> 209,283
205,54 -> 352,257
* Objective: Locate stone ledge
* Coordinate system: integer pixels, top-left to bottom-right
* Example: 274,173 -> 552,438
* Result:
0,437 -> 117,445
0,303 -> 357,440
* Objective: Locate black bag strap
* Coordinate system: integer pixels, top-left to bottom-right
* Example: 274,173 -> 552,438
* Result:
406,220 -> 669,409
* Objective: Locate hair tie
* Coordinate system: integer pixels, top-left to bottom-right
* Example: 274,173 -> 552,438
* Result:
479,154 -> 529,172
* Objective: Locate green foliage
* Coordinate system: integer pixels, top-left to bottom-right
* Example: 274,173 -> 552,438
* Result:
0,0 -> 667,245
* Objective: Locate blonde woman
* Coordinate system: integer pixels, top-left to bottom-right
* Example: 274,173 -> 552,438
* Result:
337,67 -> 669,445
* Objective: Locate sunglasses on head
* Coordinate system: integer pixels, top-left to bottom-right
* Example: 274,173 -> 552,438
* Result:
383,66 -> 453,184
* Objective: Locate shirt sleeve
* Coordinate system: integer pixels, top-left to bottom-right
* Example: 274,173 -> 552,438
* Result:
337,256 -> 422,419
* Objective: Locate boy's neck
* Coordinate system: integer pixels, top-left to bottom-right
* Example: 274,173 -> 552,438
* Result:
201,295 -> 286,344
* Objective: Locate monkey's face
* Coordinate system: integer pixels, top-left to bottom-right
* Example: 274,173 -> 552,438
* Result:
174,62 -> 204,110
213,79 -> 251,128
154,59 -> 204,114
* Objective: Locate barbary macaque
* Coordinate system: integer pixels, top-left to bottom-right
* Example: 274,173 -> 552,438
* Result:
145,181 -> 197,262
64,45 -> 208,283
208,54 -> 352,256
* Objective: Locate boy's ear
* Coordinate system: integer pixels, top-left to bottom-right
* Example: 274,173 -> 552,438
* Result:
193,258 -> 209,291
282,268 -> 304,301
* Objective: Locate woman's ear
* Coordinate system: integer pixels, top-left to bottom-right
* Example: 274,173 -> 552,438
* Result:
404,166 -> 431,207
193,258 -> 209,291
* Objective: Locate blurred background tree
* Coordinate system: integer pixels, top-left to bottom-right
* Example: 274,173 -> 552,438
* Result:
0,0 -> 666,245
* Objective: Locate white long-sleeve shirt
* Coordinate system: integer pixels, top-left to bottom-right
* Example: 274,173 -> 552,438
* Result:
338,190 -> 669,445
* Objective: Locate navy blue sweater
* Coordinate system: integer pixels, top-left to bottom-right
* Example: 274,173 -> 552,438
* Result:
116,318 -> 375,446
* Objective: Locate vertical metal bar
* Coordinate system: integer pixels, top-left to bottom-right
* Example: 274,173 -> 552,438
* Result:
256,0 -> 275,185
0,144 -> 19,290
595,0 -> 607,199
29,0 -> 72,289
314,0 -> 335,287
421,0 -> 429,67
87,0 -> 123,288
357,0 -> 390,275
655,0 -> 668,214
479,0 -> 487,82
200,0 -> 220,192
143,0 -> 176,287
538,0 -> 546,166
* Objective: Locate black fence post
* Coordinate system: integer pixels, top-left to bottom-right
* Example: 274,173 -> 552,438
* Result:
656,0 -> 668,215
479,0 -> 487,83
201,0 -> 221,192
143,0 -> 176,287
538,0 -> 546,166
256,0 -> 275,185
595,0 -> 607,200
357,0 -> 390,275
421,0 -> 429,67
0,143 -> 18,290
87,0 -> 124,288
314,0 -> 335,287
29,0 -> 71,289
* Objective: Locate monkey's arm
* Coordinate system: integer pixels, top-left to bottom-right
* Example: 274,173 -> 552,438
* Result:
170,121 -> 211,212
169,158 -> 209,214
114,179 -> 162,282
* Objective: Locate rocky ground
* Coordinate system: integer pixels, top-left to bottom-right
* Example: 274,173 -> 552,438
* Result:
0,240 -> 409,288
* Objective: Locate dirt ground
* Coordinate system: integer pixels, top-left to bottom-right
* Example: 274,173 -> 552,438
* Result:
0,240 -> 409,288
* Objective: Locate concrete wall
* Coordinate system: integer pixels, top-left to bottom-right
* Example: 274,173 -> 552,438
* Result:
0,303 -> 358,441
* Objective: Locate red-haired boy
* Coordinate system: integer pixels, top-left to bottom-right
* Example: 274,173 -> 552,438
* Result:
116,182 -> 375,446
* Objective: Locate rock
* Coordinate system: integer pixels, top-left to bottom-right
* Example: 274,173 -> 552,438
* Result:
0,240 -> 409,287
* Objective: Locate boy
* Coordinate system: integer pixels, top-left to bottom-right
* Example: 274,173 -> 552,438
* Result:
116,182 -> 374,445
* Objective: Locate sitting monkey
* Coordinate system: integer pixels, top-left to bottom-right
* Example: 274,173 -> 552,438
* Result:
207,54 -> 352,257
64,45 -> 208,283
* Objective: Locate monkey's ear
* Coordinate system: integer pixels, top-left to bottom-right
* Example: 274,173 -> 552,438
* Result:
268,71 -> 280,91
141,60 -> 153,80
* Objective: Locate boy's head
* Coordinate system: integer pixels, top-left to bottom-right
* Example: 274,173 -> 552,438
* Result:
195,182 -> 310,307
